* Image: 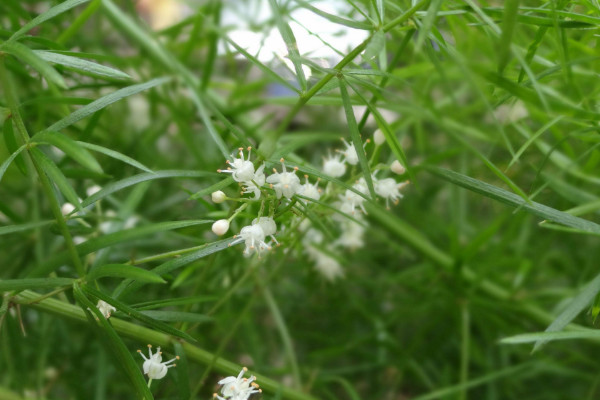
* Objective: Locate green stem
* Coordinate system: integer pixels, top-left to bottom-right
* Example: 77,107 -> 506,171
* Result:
12,290 -> 319,400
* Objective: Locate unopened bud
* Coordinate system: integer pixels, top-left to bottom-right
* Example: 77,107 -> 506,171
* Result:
391,160 -> 406,175
211,190 -> 226,203
211,219 -> 230,236
61,203 -> 75,216
373,129 -> 385,146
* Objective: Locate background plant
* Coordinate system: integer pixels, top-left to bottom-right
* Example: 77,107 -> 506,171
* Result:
2,0 -> 600,399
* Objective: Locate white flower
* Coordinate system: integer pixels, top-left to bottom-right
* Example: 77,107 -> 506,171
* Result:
298,175 -> 320,202
375,178 -> 409,208
314,251 -> 344,281
338,139 -> 359,165
335,220 -> 365,249
241,163 -> 265,200
266,159 -> 300,199
340,177 -> 371,215
322,154 -> 346,177
96,300 -> 116,319
61,203 -> 76,216
218,147 -> 255,182
215,367 -> 261,400
212,219 -> 230,236
373,129 -> 386,145
212,190 -> 227,203
230,224 -> 270,255
390,160 -> 406,175
252,216 -> 279,246
86,185 -> 101,197
137,345 -> 178,380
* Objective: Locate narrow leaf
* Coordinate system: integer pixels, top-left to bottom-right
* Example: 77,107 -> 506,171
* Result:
501,330 -> 600,344
76,141 -> 153,173
87,264 -> 166,283
0,144 -> 27,184
0,220 -> 53,236
34,50 -> 130,79
427,166 -> 600,234
0,278 -> 74,292
2,41 -> 67,88
31,148 -> 82,212
533,273 -> 600,351
72,283 -> 154,400
33,131 -> 103,173
82,170 -> 217,208
47,77 -> 170,131
3,119 -> 27,175
81,284 -> 196,342
10,0 -> 91,41
137,311 -> 212,323
338,78 -> 376,200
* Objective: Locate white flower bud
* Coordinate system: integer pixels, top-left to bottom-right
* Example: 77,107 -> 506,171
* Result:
212,219 -> 230,236
86,185 -> 102,197
61,203 -> 75,216
391,160 -> 406,175
373,129 -> 385,146
211,190 -> 226,203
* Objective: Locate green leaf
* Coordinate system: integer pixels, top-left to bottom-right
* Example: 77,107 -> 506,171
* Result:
268,0 -> 307,91
76,141 -> 152,173
137,311 -> 212,323
32,131 -> 103,173
82,170 -> 217,208
415,0 -> 443,51
87,264 -> 166,283
33,50 -> 130,80
189,176 -> 234,200
0,278 -> 74,292
362,30 -> 385,61
81,284 -> 197,342
0,220 -> 53,236
497,0 -> 520,74
293,0 -> 372,30
2,41 -> 67,89
30,220 -> 211,277
30,148 -> 82,212
338,78 -> 376,200
532,273 -> 600,351
501,330 -> 600,345
72,283 -> 154,400
131,296 -> 217,310
46,77 -> 171,131
114,238 -> 235,298
427,166 -> 600,234
3,119 -> 27,176
0,144 -> 27,184
9,0 -> 92,41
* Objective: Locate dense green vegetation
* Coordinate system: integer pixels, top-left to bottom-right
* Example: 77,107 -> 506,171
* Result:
2,1 -> 600,399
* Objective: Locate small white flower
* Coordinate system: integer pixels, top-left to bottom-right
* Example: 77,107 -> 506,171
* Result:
86,185 -> 102,197
252,216 -> 279,246
212,219 -> 230,236
266,159 -> 301,199
373,129 -> 385,145
338,139 -> 359,165
340,177 -> 371,215
230,224 -> 270,255
314,252 -> 344,281
322,154 -> 346,177
212,190 -> 227,203
96,300 -> 116,319
214,367 -> 261,400
61,203 -> 76,216
241,163 -> 265,200
390,160 -> 406,175
335,220 -> 365,249
298,175 -> 320,202
137,345 -> 178,380
218,147 -> 255,182
375,178 -> 409,208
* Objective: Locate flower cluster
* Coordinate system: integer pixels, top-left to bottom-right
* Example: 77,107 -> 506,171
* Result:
212,135 -> 408,280
214,367 -> 261,400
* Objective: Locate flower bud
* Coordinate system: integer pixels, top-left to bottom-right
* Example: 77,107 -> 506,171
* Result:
391,160 -> 406,175
373,129 -> 385,146
211,190 -> 226,203
212,219 -> 230,236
